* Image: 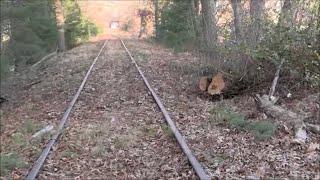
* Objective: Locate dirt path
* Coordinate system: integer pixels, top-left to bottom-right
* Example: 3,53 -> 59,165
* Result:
39,40 -> 196,179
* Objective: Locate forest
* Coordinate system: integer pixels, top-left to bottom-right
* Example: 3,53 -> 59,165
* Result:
0,0 -> 319,179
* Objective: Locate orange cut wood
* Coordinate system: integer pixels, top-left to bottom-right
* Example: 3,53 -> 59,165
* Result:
199,76 -> 210,91
207,72 -> 225,95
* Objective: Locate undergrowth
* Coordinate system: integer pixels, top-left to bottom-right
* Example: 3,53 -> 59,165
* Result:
161,124 -> 175,139
0,153 -> 27,175
209,106 -> 276,141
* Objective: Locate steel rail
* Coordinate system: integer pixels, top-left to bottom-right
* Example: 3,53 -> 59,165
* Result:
26,40 -> 108,180
120,39 -> 211,180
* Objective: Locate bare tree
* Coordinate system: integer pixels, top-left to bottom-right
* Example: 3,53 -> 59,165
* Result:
54,0 -> 66,51
154,0 -> 160,39
190,0 -> 201,39
194,0 -> 200,15
279,0 -> 298,27
230,0 -> 243,42
317,1 -> 320,51
200,0 -> 217,49
249,0 -> 265,45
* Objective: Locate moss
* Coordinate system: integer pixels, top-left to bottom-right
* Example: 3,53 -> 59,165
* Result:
250,121 -> 276,141
161,124 -> 175,139
0,153 -> 27,175
209,106 -> 276,141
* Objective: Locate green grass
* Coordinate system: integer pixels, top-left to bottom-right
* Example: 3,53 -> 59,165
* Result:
62,150 -> 78,159
209,106 -> 276,141
0,153 -> 27,175
21,119 -> 39,134
12,133 -> 27,149
92,143 -> 106,157
209,107 -> 247,130
161,124 -> 175,139
249,121 -> 276,141
141,127 -> 157,138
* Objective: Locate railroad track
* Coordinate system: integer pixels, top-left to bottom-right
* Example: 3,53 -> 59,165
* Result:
26,39 -> 210,180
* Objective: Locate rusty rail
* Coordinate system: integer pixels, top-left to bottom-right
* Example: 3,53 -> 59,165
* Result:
120,39 -> 210,180
26,40 -> 108,180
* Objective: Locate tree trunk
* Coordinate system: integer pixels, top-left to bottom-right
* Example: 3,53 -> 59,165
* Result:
194,0 -> 200,15
190,0 -> 200,40
200,0 -> 217,49
154,0 -> 160,40
317,1 -> 320,51
230,0 -> 243,43
54,0 -> 66,51
0,22 -> 2,53
249,0 -> 264,45
279,0 -> 297,27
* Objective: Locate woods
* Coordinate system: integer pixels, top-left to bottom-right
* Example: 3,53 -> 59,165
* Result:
0,0 -> 98,78
155,0 -> 320,143
156,0 -> 319,87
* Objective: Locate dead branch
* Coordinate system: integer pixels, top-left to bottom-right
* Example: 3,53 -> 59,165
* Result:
31,125 -> 54,140
31,50 -> 57,69
24,80 -> 42,89
269,58 -> 285,99
255,94 -> 308,144
306,123 -> 320,134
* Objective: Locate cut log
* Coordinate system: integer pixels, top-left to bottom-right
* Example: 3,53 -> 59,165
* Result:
208,72 -> 225,95
198,76 -> 210,91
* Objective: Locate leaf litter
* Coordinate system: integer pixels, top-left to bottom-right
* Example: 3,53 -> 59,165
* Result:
1,39 -> 319,179
125,40 -> 320,179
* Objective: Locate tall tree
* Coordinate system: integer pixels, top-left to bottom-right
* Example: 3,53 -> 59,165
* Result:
54,0 -> 66,51
230,0 -> 243,42
190,0 -> 200,39
194,0 -> 200,15
317,0 -> 320,51
154,0 -> 160,39
200,0 -> 217,49
279,0 -> 298,27
249,0 -> 265,45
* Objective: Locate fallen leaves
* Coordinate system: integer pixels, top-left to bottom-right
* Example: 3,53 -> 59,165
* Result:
126,40 -> 320,179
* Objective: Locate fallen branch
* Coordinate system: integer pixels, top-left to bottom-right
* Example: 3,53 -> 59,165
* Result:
255,94 -> 308,144
31,125 -> 54,140
24,80 -> 42,89
31,50 -> 57,69
306,123 -> 320,134
269,58 -> 285,99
